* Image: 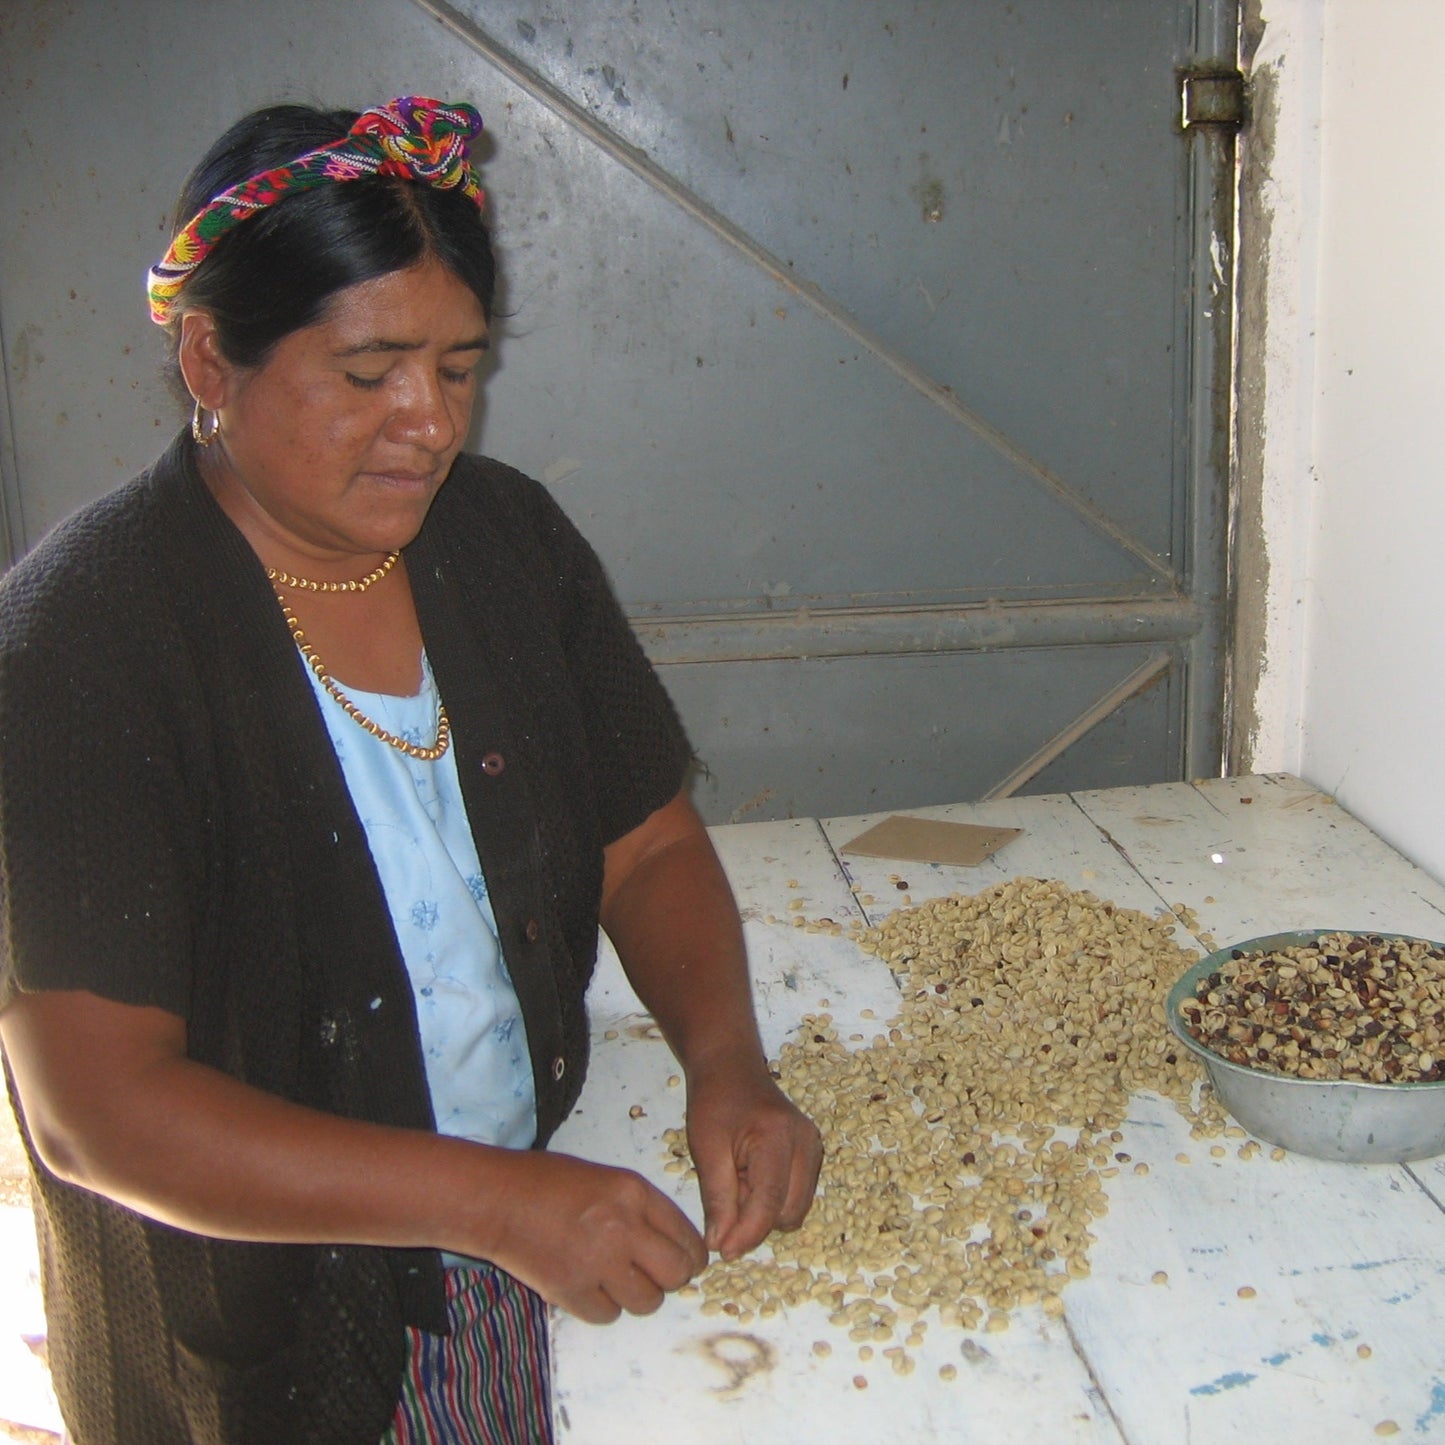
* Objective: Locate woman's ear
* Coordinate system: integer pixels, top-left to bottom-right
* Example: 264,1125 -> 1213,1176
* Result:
176,311 -> 232,410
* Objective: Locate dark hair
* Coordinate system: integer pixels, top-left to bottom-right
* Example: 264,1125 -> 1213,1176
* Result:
164,102 -> 496,374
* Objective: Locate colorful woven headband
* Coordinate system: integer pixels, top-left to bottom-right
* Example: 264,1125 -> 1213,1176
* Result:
147,96 -> 485,325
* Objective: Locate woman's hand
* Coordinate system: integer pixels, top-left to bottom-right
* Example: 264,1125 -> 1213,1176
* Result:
683,1056 -> 822,1261
475,1151 -> 707,1323
600,789 -> 824,1264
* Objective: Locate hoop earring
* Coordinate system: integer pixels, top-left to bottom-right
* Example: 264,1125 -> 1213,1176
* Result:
191,400 -> 221,447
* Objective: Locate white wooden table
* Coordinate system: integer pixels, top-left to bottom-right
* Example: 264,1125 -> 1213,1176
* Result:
551,774 -> 1445,1444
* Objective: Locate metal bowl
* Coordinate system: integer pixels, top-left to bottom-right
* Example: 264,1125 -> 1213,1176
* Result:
1166,930 -> 1445,1164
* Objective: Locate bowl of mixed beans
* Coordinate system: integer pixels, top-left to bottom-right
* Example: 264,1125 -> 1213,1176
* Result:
1167,930 -> 1445,1162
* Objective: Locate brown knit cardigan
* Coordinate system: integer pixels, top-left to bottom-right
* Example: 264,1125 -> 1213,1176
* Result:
0,434 -> 691,1444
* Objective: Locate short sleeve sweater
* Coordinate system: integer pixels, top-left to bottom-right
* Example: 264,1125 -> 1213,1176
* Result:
0,433 -> 692,1445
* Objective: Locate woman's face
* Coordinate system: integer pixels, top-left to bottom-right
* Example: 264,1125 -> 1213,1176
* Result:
194,258 -> 489,565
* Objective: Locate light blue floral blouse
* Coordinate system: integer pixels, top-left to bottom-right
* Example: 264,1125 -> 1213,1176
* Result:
301,653 -> 537,1156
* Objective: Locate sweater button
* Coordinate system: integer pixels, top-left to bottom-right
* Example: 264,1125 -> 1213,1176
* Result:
481,751 -> 505,776
551,1056 -> 566,1082
525,919 -> 540,944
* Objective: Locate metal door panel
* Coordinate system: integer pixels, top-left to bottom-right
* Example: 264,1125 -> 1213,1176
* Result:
418,0 -> 1236,818
670,643 -> 1182,824
0,0 -> 1237,822
464,0 -> 1193,563
480,204 -> 1152,611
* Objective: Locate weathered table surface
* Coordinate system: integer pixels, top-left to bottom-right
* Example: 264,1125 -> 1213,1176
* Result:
550,774 -> 1445,1444
1,773 -> 1441,1441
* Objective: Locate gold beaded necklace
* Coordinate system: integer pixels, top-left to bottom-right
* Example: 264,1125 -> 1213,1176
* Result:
266,551 -> 400,593
267,552 -> 450,762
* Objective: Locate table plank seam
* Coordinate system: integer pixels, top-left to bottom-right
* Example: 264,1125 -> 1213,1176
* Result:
1063,1314 -> 1134,1445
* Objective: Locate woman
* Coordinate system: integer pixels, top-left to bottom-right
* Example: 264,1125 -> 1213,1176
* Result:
0,96 -> 821,1444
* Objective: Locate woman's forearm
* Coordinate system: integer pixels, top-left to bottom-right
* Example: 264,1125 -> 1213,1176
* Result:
1,988 -> 513,1253
1,986 -> 707,1319
599,796 -> 770,1083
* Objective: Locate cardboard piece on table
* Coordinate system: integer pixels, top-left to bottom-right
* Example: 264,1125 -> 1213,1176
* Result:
840,815 -> 1022,868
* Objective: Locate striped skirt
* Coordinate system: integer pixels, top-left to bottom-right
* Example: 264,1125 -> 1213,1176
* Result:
383,1263 -> 553,1444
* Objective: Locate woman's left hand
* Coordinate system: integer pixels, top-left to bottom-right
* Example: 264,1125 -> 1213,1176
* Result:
684,1055 -> 823,1261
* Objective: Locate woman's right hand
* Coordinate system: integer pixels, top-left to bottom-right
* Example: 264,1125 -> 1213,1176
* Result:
467,1150 -> 707,1323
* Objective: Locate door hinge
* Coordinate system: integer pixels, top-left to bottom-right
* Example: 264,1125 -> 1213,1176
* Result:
1179,67 -> 1246,131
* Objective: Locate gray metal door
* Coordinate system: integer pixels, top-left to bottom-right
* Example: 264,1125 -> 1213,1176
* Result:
0,0 -> 1238,824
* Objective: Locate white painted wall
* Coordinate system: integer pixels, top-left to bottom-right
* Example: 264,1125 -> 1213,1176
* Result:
1247,0 -> 1445,886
